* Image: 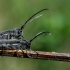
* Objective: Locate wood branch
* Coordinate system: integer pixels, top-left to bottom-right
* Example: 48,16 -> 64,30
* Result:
0,50 -> 70,62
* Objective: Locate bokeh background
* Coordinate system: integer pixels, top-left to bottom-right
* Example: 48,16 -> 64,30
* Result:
0,0 -> 70,70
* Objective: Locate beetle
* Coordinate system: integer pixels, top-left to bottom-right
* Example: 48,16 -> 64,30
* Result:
0,31 -> 51,57
0,9 -> 49,39
0,8 -> 51,57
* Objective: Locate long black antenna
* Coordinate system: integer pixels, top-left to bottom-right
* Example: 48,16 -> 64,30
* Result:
29,31 -> 51,42
20,8 -> 49,30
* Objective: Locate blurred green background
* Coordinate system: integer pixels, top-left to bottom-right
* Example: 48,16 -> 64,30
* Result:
0,0 -> 70,70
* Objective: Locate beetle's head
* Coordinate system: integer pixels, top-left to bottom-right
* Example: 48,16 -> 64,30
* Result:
26,41 -> 31,49
14,29 -> 22,38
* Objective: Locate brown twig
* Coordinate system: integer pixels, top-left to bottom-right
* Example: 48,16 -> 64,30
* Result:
0,50 -> 70,62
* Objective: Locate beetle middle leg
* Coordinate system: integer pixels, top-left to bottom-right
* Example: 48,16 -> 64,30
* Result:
15,45 -> 21,57
2,46 -> 4,57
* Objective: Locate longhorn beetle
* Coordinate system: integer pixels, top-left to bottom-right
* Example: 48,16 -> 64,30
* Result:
0,31 -> 51,57
0,8 -> 51,57
0,9 -> 49,39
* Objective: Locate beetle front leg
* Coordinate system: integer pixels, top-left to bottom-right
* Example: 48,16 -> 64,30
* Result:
29,49 -> 38,58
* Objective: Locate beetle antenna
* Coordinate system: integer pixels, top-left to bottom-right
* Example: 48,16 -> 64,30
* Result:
29,31 -> 51,42
29,14 -> 43,23
20,8 -> 49,30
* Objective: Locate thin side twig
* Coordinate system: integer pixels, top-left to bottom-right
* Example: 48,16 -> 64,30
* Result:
0,50 -> 70,62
